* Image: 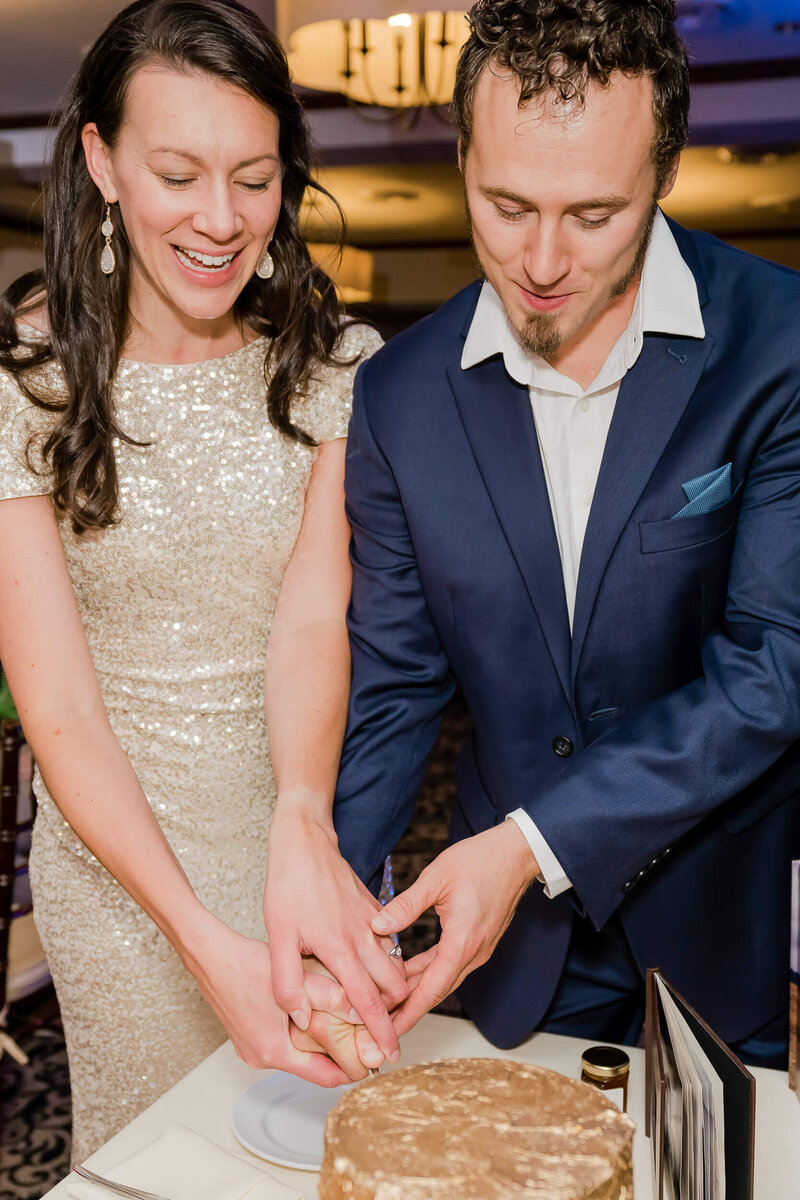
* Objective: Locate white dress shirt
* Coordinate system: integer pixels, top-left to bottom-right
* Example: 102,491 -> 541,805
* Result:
460,210 -> 706,896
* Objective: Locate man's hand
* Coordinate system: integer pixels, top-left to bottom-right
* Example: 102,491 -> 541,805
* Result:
289,957 -> 386,1080
370,822 -> 539,1036
264,809 -> 408,1064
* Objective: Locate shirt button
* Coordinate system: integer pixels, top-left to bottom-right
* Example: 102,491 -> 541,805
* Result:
581,490 -> 592,506
579,398 -> 591,413
552,735 -> 574,758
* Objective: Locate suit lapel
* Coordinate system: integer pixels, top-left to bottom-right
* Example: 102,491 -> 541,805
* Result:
447,356 -> 572,705
570,331 -> 716,680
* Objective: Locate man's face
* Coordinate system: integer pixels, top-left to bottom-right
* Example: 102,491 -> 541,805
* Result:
462,67 -> 677,368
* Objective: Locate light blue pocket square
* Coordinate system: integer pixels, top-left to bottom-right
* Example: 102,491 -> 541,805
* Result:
672,462 -> 733,520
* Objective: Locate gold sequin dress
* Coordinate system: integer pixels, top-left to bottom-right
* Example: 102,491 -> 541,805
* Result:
0,324 -> 381,1161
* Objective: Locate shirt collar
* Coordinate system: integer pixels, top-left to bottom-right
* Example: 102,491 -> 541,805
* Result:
461,209 -> 705,396
640,209 -> 705,339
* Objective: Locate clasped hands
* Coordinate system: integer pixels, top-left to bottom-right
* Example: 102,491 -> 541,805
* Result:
263,811 -> 539,1082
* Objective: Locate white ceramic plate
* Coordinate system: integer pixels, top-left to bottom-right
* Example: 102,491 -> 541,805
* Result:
230,1073 -> 356,1170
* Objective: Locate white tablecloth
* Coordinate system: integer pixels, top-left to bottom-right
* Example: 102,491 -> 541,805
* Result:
44,1013 -> 800,1198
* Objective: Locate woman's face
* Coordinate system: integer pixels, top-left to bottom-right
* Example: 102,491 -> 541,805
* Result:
82,65 -> 282,344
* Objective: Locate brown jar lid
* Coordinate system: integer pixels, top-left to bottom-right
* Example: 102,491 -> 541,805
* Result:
581,1045 -> 630,1080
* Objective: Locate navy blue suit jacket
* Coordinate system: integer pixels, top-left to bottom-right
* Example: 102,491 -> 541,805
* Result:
333,220 -> 800,1048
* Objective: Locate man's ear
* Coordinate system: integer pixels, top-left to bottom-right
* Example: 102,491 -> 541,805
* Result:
81,123 -> 118,203
657,154 -> 680,201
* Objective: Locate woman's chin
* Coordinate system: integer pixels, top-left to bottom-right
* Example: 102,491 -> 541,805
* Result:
170,291 -> 243,325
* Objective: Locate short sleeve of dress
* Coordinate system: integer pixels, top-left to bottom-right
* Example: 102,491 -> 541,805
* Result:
0,367 -> 53,500
296,323 -> 383,444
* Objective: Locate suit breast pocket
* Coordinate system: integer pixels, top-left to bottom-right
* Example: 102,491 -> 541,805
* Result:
639,481 -> 743,556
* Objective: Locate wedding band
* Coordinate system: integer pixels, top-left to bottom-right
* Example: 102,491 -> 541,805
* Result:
386,943 -> 403,959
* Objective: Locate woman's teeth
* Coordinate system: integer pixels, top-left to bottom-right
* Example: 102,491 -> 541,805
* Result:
175,247 -> 237,272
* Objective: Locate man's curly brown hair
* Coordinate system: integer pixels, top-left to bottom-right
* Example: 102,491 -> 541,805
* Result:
453,0 -> 690,188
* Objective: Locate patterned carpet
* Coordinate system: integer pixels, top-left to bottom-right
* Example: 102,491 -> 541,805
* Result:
0,696 -> 470,1197
1,988 -> 71,1199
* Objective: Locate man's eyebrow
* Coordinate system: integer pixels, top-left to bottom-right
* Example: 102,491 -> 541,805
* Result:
148,147 -> 279,169
482,186 -> 631,213
483,186 -> 531,205
564,194 -> 630,213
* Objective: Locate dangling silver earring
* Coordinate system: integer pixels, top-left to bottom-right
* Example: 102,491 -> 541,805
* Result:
100,203 -> 116,275
256,245 -> 274,280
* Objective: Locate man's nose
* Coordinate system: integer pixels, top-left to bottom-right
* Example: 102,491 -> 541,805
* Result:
192,182 -> 243,243
521,223 -> 570,289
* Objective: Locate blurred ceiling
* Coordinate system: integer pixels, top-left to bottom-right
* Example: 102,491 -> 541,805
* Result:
0,1 -> 798,119
669,0 -> 800,63
0,0 -> 276,117
0,1 -> 798,247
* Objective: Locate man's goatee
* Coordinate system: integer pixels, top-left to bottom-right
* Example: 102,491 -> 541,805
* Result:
520,312 -> 562,359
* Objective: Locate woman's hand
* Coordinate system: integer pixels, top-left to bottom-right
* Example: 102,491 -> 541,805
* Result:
179,909 -> 358,1086
264,808 -> 408,1065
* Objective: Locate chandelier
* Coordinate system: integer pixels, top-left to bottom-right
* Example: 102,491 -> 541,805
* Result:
284,3 -> 469,119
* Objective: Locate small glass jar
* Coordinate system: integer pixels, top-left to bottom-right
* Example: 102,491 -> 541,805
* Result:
580,1045 -> 630,1112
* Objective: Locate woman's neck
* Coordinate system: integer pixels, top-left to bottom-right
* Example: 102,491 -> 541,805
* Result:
121,314 -> 254,365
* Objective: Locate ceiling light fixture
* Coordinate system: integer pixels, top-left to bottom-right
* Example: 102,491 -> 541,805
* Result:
285,3 -> 469,124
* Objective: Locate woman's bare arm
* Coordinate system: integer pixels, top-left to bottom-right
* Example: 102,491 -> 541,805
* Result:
0,495 -> 201,940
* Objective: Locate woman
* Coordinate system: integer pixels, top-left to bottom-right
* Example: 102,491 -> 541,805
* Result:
0,0 -> 402,1161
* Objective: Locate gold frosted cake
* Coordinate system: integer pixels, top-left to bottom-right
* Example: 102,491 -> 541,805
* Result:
319,1057 -> 634,1200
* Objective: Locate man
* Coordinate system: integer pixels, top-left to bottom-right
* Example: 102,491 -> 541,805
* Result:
268,0 -> 800,1067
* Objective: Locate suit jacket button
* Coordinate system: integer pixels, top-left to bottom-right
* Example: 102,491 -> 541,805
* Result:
552,735 -> 574,758
622,880 -> 634,894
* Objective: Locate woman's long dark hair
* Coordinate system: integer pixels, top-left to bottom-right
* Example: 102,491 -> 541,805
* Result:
0,0 -> 353,534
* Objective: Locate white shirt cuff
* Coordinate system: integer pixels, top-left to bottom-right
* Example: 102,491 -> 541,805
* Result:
505,810 -> 573,898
